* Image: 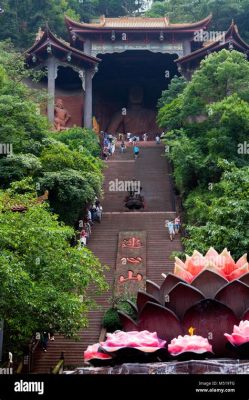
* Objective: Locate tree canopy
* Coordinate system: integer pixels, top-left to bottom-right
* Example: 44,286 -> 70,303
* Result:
183,164 -> 249,259
0,42 -> 107,357
0,181 -> 108,355
0,43 -> 104,225
146,0 -> 249,41
157,49 -> 249,258
0,0 -> 146,48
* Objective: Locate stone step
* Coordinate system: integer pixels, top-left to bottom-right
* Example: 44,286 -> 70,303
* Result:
32,144 -> 182,373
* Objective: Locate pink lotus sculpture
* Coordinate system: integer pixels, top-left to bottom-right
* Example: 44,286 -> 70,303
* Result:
84,331 -> 167,365
84,343 -> 112,362
224,321 -> 249,346
168,335 -> 213,357
84,248 -> 249,364
117,248 -> 249,357
101,330 -> 166,353
174,248 -> 248,283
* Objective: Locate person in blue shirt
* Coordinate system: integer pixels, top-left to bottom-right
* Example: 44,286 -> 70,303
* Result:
165,220 -> 175,241
133,145 -> 140,159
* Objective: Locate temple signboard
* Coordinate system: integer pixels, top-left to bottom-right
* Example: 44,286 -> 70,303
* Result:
91,42 -> 183,57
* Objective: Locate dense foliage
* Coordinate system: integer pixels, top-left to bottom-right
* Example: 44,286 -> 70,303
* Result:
158,49 -> 249,257
102,299 -> 137,332
146,0 -> 249,41
157,76 -> 187,109
0,0 -> 249,49
0,44 -> 103,225
183,163 -> 249,260
0,0 -> 146,48
0,44 -> 107,357
0,182 -> 108,355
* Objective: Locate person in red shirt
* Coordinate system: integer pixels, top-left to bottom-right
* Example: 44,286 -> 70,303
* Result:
80,229 -> 87,246
174,216 -> 181,234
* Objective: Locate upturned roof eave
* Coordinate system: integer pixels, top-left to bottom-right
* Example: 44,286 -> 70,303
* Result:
64,14 -> 212,32
25,25 -> 100,65
176,22 -> 249,65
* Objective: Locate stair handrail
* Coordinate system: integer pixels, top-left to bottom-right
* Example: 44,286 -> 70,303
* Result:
28,334 -> 41,373
51,352 -> 64,374
99,327 -> 106,342
16,361 -> 23,374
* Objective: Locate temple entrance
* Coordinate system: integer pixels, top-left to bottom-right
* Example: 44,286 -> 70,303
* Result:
93,51 -> 179,135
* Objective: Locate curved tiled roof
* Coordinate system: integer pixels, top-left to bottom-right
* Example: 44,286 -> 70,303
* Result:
26,25 -> 100,66
176,21 -> 249,65
65,14 -> 212,31
95,16 -> 170,28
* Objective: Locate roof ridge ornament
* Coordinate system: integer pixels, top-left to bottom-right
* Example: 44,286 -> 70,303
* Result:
228,40 -> 234,51
100,15 -> 106,26
35,27 -> 44,42
164,16 -> 169,26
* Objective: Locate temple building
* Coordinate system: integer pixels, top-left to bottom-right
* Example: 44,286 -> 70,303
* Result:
25,15 -> 249,133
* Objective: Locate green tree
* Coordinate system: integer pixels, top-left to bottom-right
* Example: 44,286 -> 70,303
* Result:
158,51 -> 249,195
181,50 -> 249,118
55,127 -> 101,157
0,42 -> 49,155
0,0 -> 79,48
147,0 -> 246,37
38,139 -> 103,224
145,1 -> 169,18
157,75 -> 187,109
0,50 -> 103,225
0,93 -> 48,154
0,183 -> 108,355
0,0 -> 146,48
39,169 -> 103,225
0,154 -> 42,187
40,141 -> 102,174
157,96 -> 184,130
183,164 -> 249,259
157,48 -> 249,260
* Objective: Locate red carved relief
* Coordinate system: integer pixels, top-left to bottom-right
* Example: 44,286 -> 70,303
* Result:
122,237 -> 143,249
119,270 -> 143,283
121,257 -> 142,265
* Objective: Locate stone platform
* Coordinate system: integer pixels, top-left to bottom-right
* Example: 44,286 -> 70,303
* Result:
68,360 -> 249,375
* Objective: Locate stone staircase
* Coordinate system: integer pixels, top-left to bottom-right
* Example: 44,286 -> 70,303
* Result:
32,143 -> 182,373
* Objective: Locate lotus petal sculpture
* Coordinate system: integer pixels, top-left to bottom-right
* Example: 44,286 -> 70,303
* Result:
168,335 -> 213,356
116,248 -> 249,357
174,248 -> 249,282
224,321 -> 249,346
101,330 -> 166,353
84,343 -> 112,362
86,248 -> 249,364
224,320 -> 249,359
118,302 -> 183,342
84,331 -> 167,365
182,299 -> 238,355
215,280 -> 249,319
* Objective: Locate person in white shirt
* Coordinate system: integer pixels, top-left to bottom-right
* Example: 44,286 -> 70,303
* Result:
156,135 -> 160,144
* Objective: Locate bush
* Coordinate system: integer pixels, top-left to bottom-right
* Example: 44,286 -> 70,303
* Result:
55,127 -> 101,157
102,308 -> 122,333
39,169 -> 103,225
0,154 -> 42,188
117,300 -> 137,321
102,298 -> 137,333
